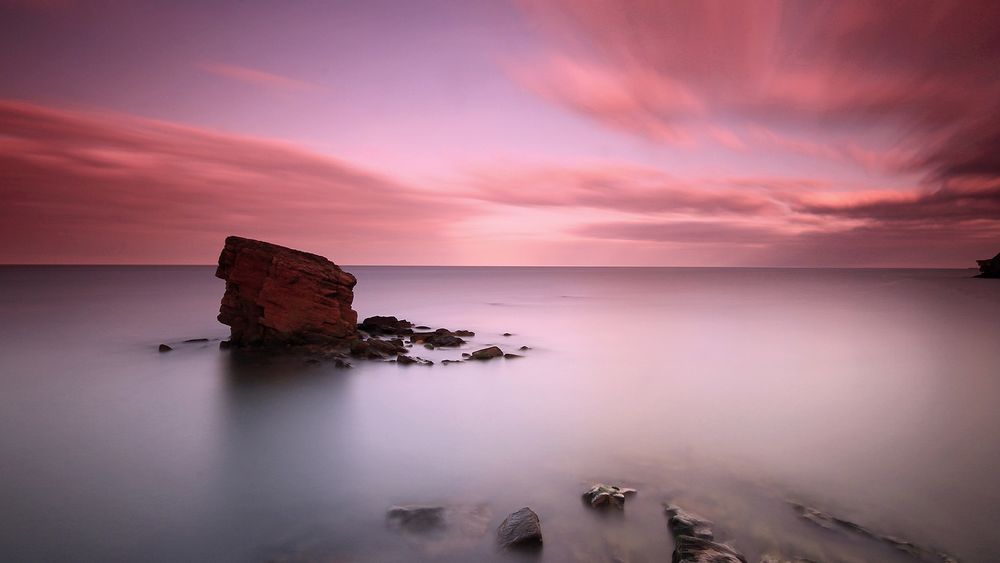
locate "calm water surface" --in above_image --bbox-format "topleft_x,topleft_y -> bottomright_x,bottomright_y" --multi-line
0,266 -> 998,562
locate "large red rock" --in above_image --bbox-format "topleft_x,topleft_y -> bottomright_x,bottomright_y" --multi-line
215,236 -> 358,346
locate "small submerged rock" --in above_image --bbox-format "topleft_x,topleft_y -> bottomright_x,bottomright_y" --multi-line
497,507 -> 543,549
396,355 -> 432,366
410,328 -> 466,347
665,505 -> 714,540
673,535 -> 747,563
386,505 -> 445,532
158,344 -> 173,353
183,338 -> 209,343
470,346 -> 504,360
519,346 -> 531,351
788,501 -> 957,561
665,504 -> 747,563
359,315 -> 413,336
350,337 -> 407,359
502,332 -> 512,337
503,353 -> 522,359
759,555 -> 819,563
583,484 -> 636,510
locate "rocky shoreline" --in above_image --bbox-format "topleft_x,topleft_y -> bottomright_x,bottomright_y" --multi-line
158,236 -> 528,366
375,485 -> 960,562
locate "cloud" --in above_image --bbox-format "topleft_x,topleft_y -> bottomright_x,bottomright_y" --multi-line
509,55 -> 705,144
573,220 -> 789,245
467,161 -> 1000,265
198,63 -> 321,92
513,1 -> 1000,180
0,100 -> 468,263
793,179 -> 1000,223
466,165 -> 792,216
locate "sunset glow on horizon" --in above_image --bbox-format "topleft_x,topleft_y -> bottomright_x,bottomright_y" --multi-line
2,0 -> 999,266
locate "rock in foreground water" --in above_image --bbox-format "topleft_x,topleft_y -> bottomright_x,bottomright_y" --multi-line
386,505 -> 445,532
672,535 -> 747,563
665,505 -> 714,540
665,504 -> 746,563
359,315 -> 413,335
471,346 -> 504,360
497,507 -> 542,549
215,236 -> 358,346
583,484 -> 636,509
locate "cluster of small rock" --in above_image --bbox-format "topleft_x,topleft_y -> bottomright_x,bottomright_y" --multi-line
383,487 -> 962,562
352,315 -> 522,366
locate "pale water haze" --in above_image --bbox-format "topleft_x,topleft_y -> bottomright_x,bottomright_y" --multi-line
1,266 -> 998,561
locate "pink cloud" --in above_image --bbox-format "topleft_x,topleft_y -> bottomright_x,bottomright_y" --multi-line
513,1 -> 1000,181
466,165 -> 790,216
509,55 -> 705,144
0,100 -> 469,264
466,161 -> 1000,265
198,62 -> 320,92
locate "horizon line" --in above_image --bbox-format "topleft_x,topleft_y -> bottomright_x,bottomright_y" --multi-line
0,263 -> 981,270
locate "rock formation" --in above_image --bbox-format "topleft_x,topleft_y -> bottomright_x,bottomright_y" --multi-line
386,505 -> 445,532
789,501 -> 958,562
470,346 -> 504,360
583,484 -> 636,510
359,315 -> 414,336
215,236 -> 358,346
665,505 -> 714,540
496,507 -> 543,549
664,504 -> 747,563
976,252 -> 1000,278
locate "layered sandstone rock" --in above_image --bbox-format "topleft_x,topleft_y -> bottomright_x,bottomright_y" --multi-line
215,236 -> 358,346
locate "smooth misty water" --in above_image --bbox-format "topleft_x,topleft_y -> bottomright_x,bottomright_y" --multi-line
0,266 -> 998,562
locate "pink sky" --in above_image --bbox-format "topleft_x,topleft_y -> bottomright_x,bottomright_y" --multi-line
1,0 -> 998,266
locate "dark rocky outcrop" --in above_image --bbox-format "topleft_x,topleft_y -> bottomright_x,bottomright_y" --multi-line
665,504 -> 747,563
672,535 -> 747,563
359,315 -> 414,336
665,505 -> 714,540
215,236 -> 357,347
470,346 -> 504,360
409,328 -> 466,348
759,555 -> 818,563
158,344 -> 172,353
583,484 -> 636,510
386,505 -> 445,532
497,507 -> 543,549
350,337 -> 406,359
976,252 -> 1000,278
396,355 -> 433,366
789,501 -> 958,562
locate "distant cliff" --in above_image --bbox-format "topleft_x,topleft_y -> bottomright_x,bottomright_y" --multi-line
977,252 -> 1000,278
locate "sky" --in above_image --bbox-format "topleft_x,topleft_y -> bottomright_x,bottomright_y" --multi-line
1,0 -> 998,266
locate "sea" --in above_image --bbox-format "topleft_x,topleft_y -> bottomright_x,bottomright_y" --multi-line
0,266 -> 997,562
